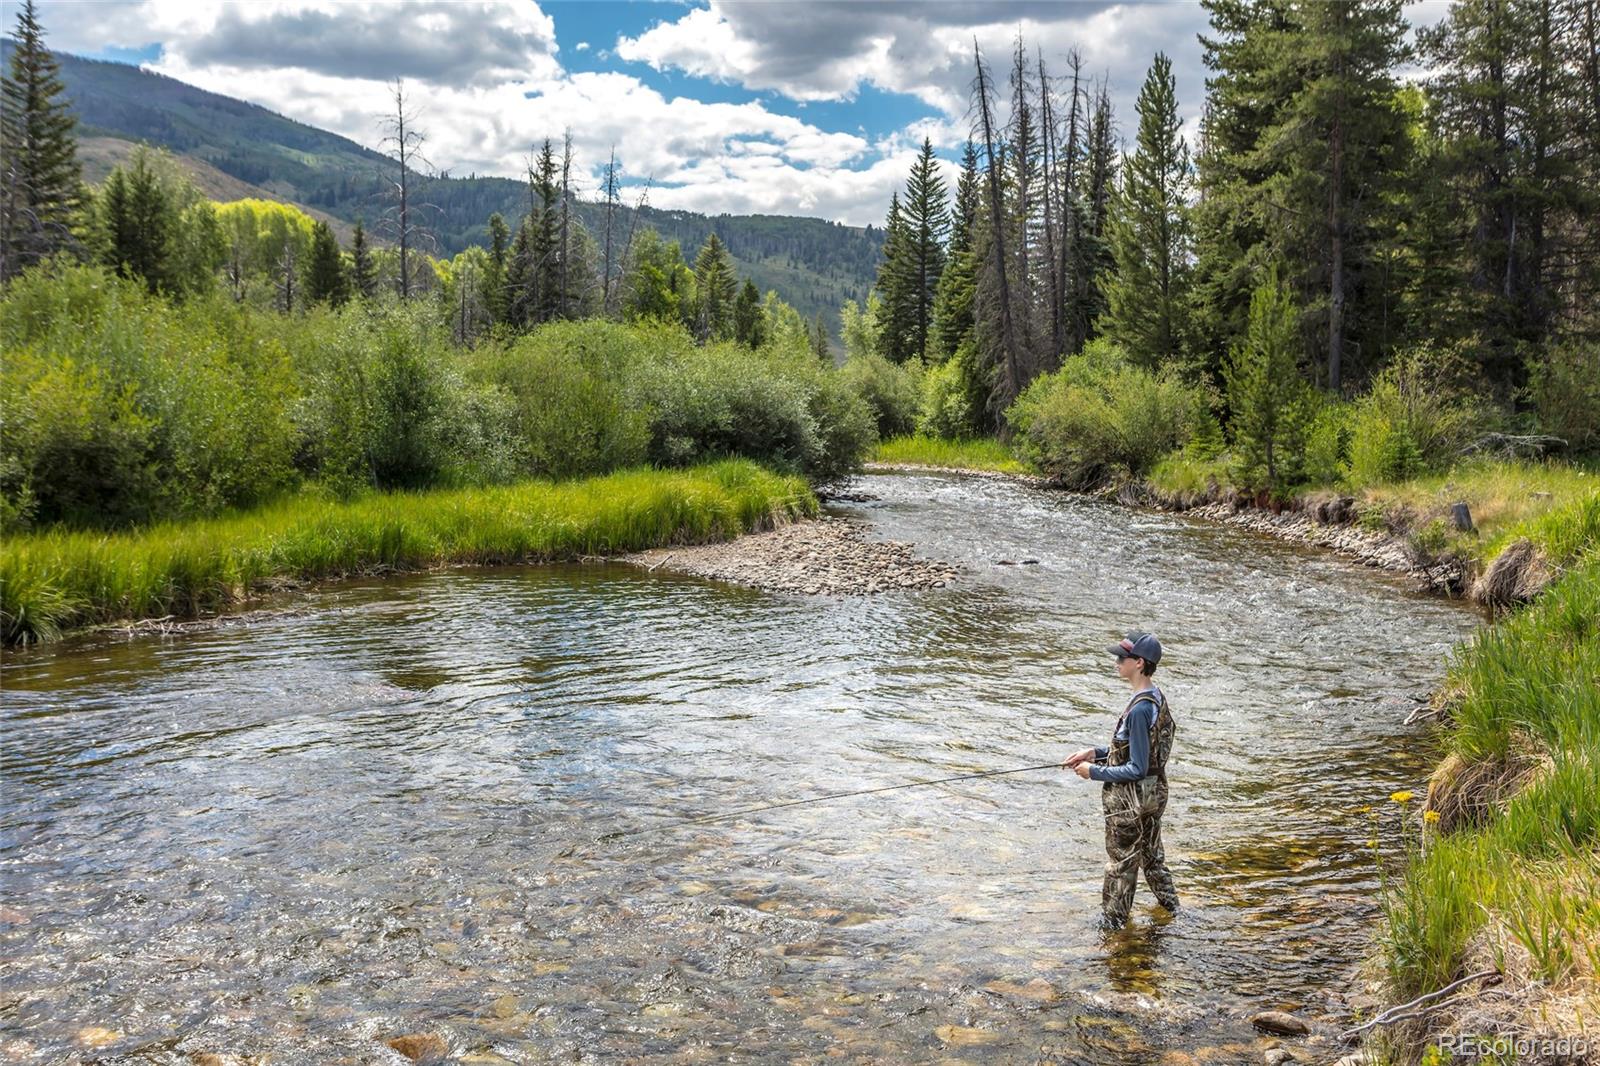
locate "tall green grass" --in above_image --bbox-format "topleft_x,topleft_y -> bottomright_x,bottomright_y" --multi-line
1381,557 -> 1600,1006
0,460 -> 815,645
873,434 -> 1030,474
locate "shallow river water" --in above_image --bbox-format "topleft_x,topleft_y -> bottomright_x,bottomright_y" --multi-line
1,472 -> 1481,1064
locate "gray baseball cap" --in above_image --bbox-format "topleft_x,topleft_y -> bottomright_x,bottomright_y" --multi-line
1106,632 -> 1162,665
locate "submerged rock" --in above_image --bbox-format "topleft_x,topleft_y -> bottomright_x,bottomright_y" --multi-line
1249,1010 -> 1310,1036
386,1033 -> 448,1062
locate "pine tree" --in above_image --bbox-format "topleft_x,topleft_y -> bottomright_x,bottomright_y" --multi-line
1100,52 -> 1194,369
504,217 -> 536,328
932,141 -> 980,358
99,147 -> 173,293
350,219 -> 377,299
1066,86 -> 1118,346
1419,0 -> 1598,387
485,211 -> 510,321
692,232 -> 736,341
903,137 -> 950,359
872,191 -> 918,362
0,0 -> 82,278
306,220 -> 349,306
1224,266 -> 1312,494
1190,0 -> 1298,384
733,278 -> 765,348
531,139 -> 561,322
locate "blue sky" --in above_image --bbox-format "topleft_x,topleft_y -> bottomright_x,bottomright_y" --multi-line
18,0 -> 1453,226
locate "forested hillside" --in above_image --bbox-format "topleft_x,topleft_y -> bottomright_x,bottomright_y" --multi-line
10,43 -> 882,333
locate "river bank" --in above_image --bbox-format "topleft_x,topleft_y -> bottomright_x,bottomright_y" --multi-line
0,460 -> 814,645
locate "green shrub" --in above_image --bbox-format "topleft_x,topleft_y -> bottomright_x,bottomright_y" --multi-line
1006,341 -> 1210,488
1302,400 -> 1352,486
472,320 -> 655,480
1344,346 -> 1485,486
1525,333 -> 1600,454
839,352 -> 921,438
917,340 -> 989,439
1,262 -> 299,527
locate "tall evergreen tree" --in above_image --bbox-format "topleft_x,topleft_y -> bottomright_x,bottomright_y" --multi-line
872,190 -> 919,362
350,219 -> 377,299
306,220 -> 350,306
99,147 -> 173,293
692,232 -> 737,341
733,278 -> 765,348
903,137 -> 950,360
1224,266 -> 1312,494
1419,0 -> 1599,386
933,141 -> 981,358
1190,0 -> 1298,384
485,211 -> 510,321
1100,52 -> 1194,368
1068,85 -> 1119,345
0,0 -> 82,278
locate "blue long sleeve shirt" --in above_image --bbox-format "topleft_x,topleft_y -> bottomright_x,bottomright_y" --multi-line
1088,687 -> 1160,783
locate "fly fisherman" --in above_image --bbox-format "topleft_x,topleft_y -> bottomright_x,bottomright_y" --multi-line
1062,632 -> 1178,930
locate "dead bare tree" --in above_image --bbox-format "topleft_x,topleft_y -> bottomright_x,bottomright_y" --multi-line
378,79 -> 438,300
558,130 -> 573,319
600,145 -> 620,313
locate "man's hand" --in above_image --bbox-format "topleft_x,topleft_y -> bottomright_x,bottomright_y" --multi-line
1073,762 -> 1093,780
1062,748 -> 1096,770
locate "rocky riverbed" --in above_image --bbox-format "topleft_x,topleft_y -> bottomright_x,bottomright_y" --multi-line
623,514 -> 960,594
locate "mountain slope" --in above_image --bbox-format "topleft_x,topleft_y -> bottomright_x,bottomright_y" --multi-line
16,44 -> 884,334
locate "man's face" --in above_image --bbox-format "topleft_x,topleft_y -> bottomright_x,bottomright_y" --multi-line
1115,655 -> 1143,684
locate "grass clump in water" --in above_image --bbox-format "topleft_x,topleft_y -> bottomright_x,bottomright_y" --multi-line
873,434 -> 1029,475
0,460 -> 814,645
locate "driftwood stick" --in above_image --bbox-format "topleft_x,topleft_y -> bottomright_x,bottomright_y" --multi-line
1341,969 -> 1498,1038
647,553 -> 675,573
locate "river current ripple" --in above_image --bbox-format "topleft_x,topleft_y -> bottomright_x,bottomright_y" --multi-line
0,472 -> 1479,1063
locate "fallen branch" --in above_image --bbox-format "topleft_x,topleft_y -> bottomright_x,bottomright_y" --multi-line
1341,969 -> 1499,1039
647,553 -> 675,573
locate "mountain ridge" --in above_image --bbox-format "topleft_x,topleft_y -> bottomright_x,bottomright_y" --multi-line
12,43 -> 884,334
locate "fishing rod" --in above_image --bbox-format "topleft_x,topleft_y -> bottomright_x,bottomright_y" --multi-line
589,761 -> 1065,845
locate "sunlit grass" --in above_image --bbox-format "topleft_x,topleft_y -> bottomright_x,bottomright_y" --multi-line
0,460 -> 815,645
1381,557 -> 1600,1008
872,434 -> 1030,474
1354,458 -> 1600,564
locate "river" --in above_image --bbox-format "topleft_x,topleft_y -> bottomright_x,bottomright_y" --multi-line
0,471 -> 1480,1063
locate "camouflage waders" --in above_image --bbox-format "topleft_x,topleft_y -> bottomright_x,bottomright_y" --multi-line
1101,689 -> 1178,928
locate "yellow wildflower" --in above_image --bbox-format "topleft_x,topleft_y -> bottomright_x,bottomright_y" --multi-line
1390,790 -> 1414,804
1423,810 -> 1441,825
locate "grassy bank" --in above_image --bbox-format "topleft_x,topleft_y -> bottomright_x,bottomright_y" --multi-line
1150,453 -> 1599,569
872,434 -> 1030,475
0,460 -> 815,645
1375,555 -> 1599,1058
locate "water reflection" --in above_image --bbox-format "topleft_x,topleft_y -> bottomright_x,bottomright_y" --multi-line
0,472 -> 1478,1062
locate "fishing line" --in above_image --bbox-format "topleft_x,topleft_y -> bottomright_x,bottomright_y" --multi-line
589,761 -> 1065,845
